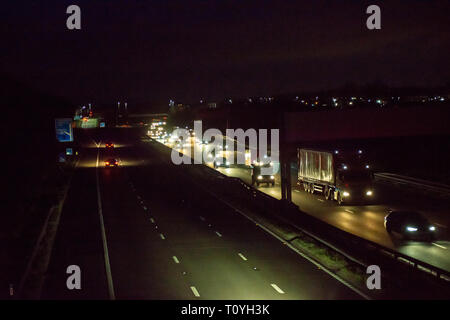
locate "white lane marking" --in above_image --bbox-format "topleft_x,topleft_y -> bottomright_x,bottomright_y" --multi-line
95,149 -> 116,300
270,283 -> 285,294
199,216 -> 205,221
345,209 -> 354,214
215,231 -> 222,237
160,233 -> 166,240
238,253 -> 247,261
150,218 -> 155,223
432,243 -> 447,249
294,190 -> 300,193
190,286 -> 200,297
317,199 -> 324,202
173,256 -> 180,264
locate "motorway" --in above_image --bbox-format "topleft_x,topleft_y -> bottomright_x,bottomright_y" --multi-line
41,129 -> 361,299
172,138 -> 450,273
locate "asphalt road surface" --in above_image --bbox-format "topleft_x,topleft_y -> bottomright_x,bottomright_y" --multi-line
213,161 -> 450,273
41,129 -> 361,300
174,139 -> 450,273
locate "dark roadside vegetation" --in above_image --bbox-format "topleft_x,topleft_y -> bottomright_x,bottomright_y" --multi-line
0,73 -> 75,299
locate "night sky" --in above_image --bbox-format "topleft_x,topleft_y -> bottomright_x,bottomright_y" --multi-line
1,0 -> 449,109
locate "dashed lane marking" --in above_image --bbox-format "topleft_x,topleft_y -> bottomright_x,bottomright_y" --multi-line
190,286 -> 200,297
270,283 -> 285,294
238,253 -> 247,261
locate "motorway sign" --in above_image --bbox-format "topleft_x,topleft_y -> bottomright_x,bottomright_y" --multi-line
55,118 -> 74,142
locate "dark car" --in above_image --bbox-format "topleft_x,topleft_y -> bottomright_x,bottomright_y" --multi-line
105,158 -> 119,167
105,141 -> 114,149
384,210 -> 436,240
213,157 -> 230,169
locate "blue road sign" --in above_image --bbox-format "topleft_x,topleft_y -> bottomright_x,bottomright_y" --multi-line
55,118 -> 73,142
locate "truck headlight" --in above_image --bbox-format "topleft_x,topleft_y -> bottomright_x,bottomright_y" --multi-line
257,175 -> 263,180
366,190 -> 373,196
429,226 -> 436,231
343,191 -> 350,197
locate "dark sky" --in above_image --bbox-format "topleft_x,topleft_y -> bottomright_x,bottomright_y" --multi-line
1,0 -> 449,109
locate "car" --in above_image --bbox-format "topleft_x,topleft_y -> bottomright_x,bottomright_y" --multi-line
105,142 -> 114,149
384,210 -> 436,240
105,158 -> 119,167
214,157 -> 230,169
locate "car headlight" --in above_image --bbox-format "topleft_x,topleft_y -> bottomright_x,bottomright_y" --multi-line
257,175 -> 263,180
270,175 -> 274,179
226,161 -> 230,165
343,191 -> 350,197
216,161 -> 220,165
366,190 -> 373,196
406,226 -> 418,232
429,226 -> 436,231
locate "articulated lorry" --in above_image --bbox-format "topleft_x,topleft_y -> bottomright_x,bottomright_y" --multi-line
298,149 -> 374,204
